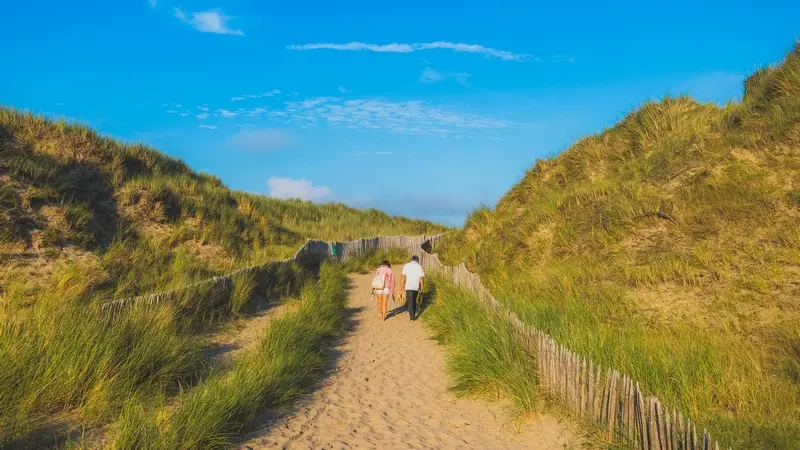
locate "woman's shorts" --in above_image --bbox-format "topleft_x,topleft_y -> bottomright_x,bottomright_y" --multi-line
374,288 -> 390,295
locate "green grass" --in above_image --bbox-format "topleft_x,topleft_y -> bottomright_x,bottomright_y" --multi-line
0,257 -> 310,446
437,43 -> 800,448
422,276 -> 541,414
109,262 -> 349,449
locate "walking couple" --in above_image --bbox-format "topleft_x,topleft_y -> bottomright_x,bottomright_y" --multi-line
372,255 -> 425,321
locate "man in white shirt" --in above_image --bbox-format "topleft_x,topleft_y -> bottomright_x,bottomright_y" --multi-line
400,255 -> 425,321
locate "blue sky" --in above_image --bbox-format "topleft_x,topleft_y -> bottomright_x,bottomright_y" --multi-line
2,1 -> 798,225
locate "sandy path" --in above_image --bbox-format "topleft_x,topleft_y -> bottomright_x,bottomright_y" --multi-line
241,272 -> 580,449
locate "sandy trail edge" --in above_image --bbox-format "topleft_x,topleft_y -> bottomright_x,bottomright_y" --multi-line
239,272 -> 582,449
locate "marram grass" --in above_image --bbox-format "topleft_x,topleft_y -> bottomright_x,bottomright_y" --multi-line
437,43 -> 800,448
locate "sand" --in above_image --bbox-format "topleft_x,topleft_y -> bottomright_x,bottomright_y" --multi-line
240,272 -> 581,449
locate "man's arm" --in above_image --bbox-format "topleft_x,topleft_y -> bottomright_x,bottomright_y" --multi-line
399,274 -> 406,292
419,276 -> 424,292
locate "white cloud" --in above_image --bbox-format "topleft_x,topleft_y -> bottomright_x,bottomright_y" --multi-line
173,7 -> 244,36
419,67 -> 471,86
217,109 -> 239,118
196,113 -> 209,119
148,0 -> 157,8
267,177 -> 332,201
228,129 -> 289,152
197,106 -> 209,112
231,90 -> 280,101
198,124 -> 217,129
287,41 -> 529,61
338,86 -> 351,94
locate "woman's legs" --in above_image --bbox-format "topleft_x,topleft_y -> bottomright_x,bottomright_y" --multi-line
378,294 -> 389,320
375,291 -> 382,319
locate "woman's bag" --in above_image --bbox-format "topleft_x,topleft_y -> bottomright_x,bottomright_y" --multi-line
371,272 -> 386,290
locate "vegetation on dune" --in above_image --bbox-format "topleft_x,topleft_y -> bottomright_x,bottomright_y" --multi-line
0,107 -> 446,300
437,43 -> 800,448
0,254 -> 310,446
110,263 -> 349,449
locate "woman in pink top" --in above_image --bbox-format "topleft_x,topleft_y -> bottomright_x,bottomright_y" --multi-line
374,260 -> 395,321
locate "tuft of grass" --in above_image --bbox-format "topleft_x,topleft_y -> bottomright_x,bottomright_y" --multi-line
230,272 -> 257,315
423,276 -> 540,413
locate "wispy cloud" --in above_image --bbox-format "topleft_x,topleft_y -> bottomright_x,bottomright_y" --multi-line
228,129 -> 290,152
198,124 -> 217,129
281,97 -> 511,135
419,67 -> 471,86
169,93 -> 522,137
338,86 -> 351,94
355,151 -> 393,155
267,177 -> 332,201
173,7 -> 244,35
217,109 -> 239,118
231,90 -> 281,101
287,41 -> 529,61
148,0 -> 157,8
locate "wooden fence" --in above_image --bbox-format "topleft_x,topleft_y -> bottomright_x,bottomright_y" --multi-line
100,235 -> 434,316
101,233 -> 726,449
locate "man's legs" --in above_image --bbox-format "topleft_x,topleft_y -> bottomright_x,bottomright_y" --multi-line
406,290 -> 418,320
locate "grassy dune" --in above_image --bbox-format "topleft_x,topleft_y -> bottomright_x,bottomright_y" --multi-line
0,108 -> 445,301
436,43 -> 800,448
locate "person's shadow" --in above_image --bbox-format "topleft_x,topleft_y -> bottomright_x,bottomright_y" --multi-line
385,304 -> 407,320
385,285 -> 437,320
